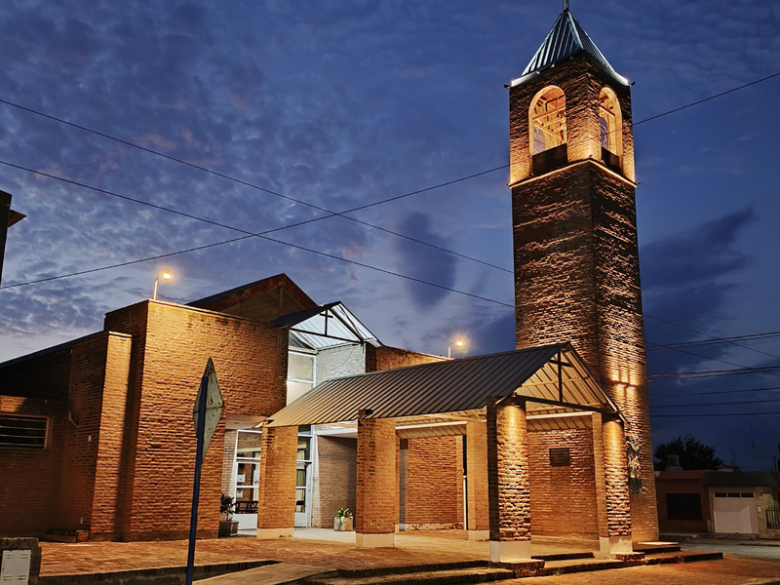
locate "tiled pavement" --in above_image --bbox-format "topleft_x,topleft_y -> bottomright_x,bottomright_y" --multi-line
37,530 -> 780,584
39,530 -> 598,576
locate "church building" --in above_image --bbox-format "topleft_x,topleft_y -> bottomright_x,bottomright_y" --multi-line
0,4 -> 658,560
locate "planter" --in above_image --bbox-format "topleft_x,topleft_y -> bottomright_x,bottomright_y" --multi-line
333,516 -> 354,531
219,519 -> 239,537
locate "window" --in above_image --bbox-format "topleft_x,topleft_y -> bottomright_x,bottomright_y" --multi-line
549,447 -> 571,466
530,87 -> 567,154
0,415 -> 47,449
234,430 -> 262,504
287,351 -> 316,405
598,87 -> 622,156
666,493 -> 703,521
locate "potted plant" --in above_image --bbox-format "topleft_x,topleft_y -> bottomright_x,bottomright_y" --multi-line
334,507 -> 353,531
219,494 -> 239,537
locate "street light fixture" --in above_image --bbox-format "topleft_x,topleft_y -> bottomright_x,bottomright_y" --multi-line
448,339 -> 465,359
153,270 -> 173,301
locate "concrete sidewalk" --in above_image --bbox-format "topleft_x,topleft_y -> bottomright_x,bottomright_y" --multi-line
197,563 -> 329,585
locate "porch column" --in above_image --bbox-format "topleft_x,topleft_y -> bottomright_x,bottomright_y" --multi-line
356,410 -> 396,547
466,421 -> 490,541
256,425 -> 298,538
591,413 -> 610,550
601,415 -> 632,553
487,396 -> 531,562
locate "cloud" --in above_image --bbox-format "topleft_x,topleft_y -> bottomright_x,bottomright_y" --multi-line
641,208 -> 756,290
394,212 -> 457,309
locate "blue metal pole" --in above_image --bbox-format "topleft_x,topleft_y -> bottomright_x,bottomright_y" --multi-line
186,375 -> 209,585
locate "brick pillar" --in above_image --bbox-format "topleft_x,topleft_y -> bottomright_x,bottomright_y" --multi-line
355,411 -> 396,547
466,421 -> 489,541
591,413 -> 610,550
395,434 -> 401,533
257,425 -> 297,539
487,397 -> 531,562
602,415 -> 632,553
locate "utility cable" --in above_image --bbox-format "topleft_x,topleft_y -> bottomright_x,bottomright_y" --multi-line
646,330 -> 780,350
651,397 -> 780,408
651,411 -> 780,418
2,70 -> 778,287
649,385 -> 780,398
646,340 -> 780,380
0,161 -> 514,307
644,315 -> 780,361
648,365 -> 780,380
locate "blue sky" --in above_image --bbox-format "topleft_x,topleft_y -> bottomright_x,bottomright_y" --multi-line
1,0 -> 779,469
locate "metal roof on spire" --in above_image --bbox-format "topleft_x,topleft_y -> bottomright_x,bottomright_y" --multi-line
514,7 -> 628,87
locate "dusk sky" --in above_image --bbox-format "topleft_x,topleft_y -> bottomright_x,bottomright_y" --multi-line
1,1 -> 779,469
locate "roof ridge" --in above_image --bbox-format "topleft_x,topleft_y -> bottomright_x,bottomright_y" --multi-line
321,343 -> 568,383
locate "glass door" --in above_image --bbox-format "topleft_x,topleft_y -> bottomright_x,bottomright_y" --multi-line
294,431 -> 312,527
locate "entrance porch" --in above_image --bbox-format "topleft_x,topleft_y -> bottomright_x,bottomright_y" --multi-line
261,344 -> 634,562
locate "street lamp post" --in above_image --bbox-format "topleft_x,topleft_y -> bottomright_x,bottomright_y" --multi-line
448,339 -> 465,359
153,270 -> 173,300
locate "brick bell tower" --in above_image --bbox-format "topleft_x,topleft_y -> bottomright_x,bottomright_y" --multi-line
510,4 -> 659,542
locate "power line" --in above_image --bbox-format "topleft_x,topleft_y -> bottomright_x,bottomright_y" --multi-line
632,71 -> 780,126
648,365 -> 780,380
645,314 -> 780,362
646,330 -> 780,350
0,162 -> 513,307
651,411 -> 780,418
651,397 -> 780,408
2,70 -> 779,290
649,385 -> 780,398
645,340 -> 780,380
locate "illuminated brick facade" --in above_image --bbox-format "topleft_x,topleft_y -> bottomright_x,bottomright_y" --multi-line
510,53 -> 658,541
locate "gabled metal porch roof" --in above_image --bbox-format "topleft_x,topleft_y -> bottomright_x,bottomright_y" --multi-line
267,343 -> 623,433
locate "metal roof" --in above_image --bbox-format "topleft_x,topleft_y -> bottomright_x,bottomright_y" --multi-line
273,302 -> 380,350
515,9 -> 628,87
267,343 -> 621,431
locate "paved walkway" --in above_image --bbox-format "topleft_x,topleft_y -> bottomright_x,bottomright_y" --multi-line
37,530 -> 780,584
197,563 -> 328,585
39,530 -> 599,576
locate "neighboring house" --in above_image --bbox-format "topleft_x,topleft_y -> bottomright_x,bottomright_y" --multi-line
655,470 -> 780,539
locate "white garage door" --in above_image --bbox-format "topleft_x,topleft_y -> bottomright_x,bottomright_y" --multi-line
713,492 -> 758,534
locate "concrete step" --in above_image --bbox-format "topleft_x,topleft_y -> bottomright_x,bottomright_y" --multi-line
644,550 -> 724,565
634,542 -> 682,554
331,562 -> 489,579
303,566 -> 515,585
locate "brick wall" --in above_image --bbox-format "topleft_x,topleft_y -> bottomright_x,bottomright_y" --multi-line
527,429 -> 598,536
0,396 -> 66,537
487,397 -> 530,542
404,437 -> 463,529
257,426 -> 298,530
466,421 -> 489,532
221,430 -> 237,499
311,436 -> 357,528
90,333 -> 133,539
510,54 -> 656,541
0,340 -> 74,400
56,332 -> 132,534
103,300 -> 288,540
366,345 -> 446,372
316,343 -> 366,384
602,418 -> 631,536
355,415 -> 396,535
